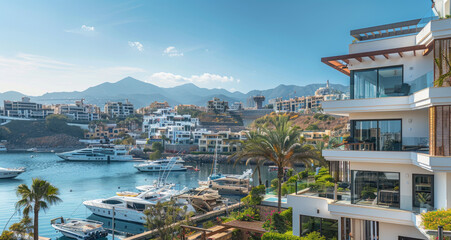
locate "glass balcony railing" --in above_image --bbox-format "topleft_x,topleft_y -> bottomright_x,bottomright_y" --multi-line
339,137 -> 429,153
405,71 -> 433,95
350,71 -> 433,100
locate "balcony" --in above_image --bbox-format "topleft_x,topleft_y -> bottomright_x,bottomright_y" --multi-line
323,85 -> 451,115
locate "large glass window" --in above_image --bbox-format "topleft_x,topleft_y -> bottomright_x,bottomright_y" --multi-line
413,174 -> 434,212
353,69 -> 377,99
300,215 -> 338,239
352,170 -> 400,208
351,66 -> 404,99
351,119 -> 402,151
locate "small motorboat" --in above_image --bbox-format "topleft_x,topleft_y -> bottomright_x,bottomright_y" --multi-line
51,217 -> 108,240
0,167 -> 26,179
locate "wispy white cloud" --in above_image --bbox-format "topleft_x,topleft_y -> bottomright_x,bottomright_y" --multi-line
148,72 -> 238,88
163,46 -> 183,57
0,53 -> 146,95
128,41 -> 144,52
81,25 -> 95,31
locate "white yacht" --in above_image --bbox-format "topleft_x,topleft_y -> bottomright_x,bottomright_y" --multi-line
57,145 -> 133,161
51,217 -> 108,240
134,157 -> 187,172
0,144 -> 7,152
0,167 -> 26,179
84,186 -> 188,223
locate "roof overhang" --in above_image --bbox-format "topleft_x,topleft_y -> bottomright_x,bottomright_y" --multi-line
321,44 -> 431,76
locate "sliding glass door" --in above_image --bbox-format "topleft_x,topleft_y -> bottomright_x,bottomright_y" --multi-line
413,174 -> 434,211
351,66 -> 404,99
352,119 -> 402,151
352,170 -> 400,208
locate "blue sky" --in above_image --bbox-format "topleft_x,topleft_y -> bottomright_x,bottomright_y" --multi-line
0,0 -> 433,95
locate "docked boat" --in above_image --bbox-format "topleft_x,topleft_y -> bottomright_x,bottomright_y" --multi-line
0,144 -> 7,152
85,186 -> 188,223
135,182 -> 175,192
208,176 -> 251,196
134,157 -> 187,172
0,167 -> 26,179
198,140 -> 252,195
176,186 -> 223,212
56,145 -> 132,161
50,217 -> 108,240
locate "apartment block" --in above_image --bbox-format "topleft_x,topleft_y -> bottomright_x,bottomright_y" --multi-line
52,100 -> 100,121
288,3 -> 451,240
142,108 -> 200,144
274,81 -> 349,113
3,97 -> 53,119
198,130 -> 247,153
104,100 -> 134,118
207,97 -> 228,113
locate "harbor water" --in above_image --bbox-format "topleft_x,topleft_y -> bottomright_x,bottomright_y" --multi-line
0,153 -> 284,239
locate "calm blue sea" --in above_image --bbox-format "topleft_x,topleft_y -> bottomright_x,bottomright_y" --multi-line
0,153 -> 280,239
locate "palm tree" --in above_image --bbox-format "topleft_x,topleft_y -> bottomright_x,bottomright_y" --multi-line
232,114 -> 320,211
16,178 -> 62,240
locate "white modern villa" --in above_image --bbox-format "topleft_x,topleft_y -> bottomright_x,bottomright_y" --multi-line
288,1 -> 451,239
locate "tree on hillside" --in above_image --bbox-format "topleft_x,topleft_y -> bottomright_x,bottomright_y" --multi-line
45,114 -> 69,132
152,142 -> 164,152
0,126 -> 11,139
16,178 -> 61,240
232,115 -> 321,211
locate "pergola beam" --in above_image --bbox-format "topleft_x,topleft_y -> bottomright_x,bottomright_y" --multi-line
321,45 -> 428,75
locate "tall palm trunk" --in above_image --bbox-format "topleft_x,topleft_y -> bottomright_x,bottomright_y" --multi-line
257,164 -> 263,186
277,164 -> 284,212
33,205 -> 39,240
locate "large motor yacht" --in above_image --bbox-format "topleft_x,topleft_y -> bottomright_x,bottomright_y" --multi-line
0,167 -> 26,179
57,145 -> 133,161
134,157 -> 187,172
84,186 -> 188,223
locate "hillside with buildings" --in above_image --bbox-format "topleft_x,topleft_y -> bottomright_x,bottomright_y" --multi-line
0,77 -> 348,108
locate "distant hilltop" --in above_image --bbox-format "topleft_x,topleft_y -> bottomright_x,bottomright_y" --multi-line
0,77 -> 348,108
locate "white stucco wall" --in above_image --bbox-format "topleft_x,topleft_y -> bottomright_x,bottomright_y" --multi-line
350,162 -> 432,211
379,222 -> 426,240
287,195 -> 339,237
434,172 -> 451,209
349,109 -> 429,141
349,35 -> 417,54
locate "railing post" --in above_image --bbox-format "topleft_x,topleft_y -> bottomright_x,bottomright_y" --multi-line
438,225 -> 444,240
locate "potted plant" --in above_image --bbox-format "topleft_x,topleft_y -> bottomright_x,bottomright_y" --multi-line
417,192 -> 431,213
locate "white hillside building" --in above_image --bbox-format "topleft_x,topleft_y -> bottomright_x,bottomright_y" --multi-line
142,108 -> 200,144
288,2 -> 451,240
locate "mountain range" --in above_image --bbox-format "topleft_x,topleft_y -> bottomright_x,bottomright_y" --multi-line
0,77 -> 349,108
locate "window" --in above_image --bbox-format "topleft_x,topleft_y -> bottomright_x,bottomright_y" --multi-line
413,174 -> 434,212
351,66 -> 404,99
300,215 -> 338,239
352,170 -> 400,208
351,119 -> 402,151
102,200 -> 122,204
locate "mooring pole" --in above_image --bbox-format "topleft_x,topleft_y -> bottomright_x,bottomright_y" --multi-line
112,207 -> 115,240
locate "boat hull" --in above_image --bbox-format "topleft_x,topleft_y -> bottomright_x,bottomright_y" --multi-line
0,170 -> 24,179
83,202 -> 146,224
135,167 -> 187,172
57,155 -> 133,161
